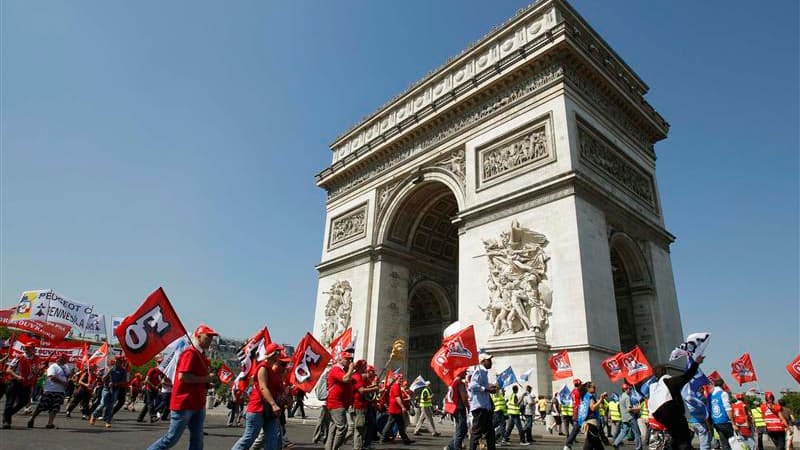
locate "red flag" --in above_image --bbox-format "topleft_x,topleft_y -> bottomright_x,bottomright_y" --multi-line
430,325 -> 479,385
730,353 -> 757,386
329,327 -> 353,359
290,332 -> 332,392
78,342 -> 90,369
787,354 -> 800,385
707,370 -> 731,392
88,342 -> 109,368
601,353 -> 625,383
548,350 -> 574,380
238,327 -> 273,379
114,288 -> 187,367
619,346 -> 653,385
218,363 -> 234,385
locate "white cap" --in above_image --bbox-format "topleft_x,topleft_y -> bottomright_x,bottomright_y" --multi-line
479,352 -> 493,361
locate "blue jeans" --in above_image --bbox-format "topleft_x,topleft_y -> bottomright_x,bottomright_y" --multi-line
147,409 -> 206,450
613,418 -> 642,450
92,387 -> 118,423
691,421 -> 713,450
448,409 -> 467,450
230,411 -> 280,450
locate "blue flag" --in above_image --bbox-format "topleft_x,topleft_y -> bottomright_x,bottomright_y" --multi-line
630,386 -> 643,405
639,376 -> 657,398
558,384 -> 572,406
682,356 -> 710,421
609,392 -> 619,402
496,366 -> 518,389
519,368 -> 533,383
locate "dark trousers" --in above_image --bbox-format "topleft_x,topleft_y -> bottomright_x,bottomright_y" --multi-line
113,387 -> 127,414
566,415 -> 581,446
66,387 -> 91,416
469,408 -> 496,450
138,389 -> 158,421
365,406 -> 377,447
504,414 -> 525,442
714,422 -> 735,450
448,409 -> 467,450
582,423 -> 605,450
766,431 -> 786,450
563,415 -> 574,436
654,411 -> 692,450
381,413 -> 411,442
289,398 -> 305,418
3,382 -> 32,425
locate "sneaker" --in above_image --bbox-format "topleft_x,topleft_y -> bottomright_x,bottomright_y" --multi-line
105,422 -> 112,428
521,443 -> 531,446
564,446 -> 572,450
2,423 -> 10,429
402,440 -> 415,445
433,432 -> 441,436
26,419 -> 34,428
65,412 -> 71,418
413,431 -> 421,436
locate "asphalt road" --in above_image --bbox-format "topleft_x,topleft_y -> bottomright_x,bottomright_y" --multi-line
0,406 -> 569,450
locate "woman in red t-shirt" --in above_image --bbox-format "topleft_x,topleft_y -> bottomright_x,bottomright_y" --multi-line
230,343 -> 289,450
379,374 -> 414,445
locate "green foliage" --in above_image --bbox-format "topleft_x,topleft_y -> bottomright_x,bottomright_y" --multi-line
781,392 -> 800,415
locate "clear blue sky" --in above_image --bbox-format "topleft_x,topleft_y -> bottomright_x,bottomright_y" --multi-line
2,1 -> 797,392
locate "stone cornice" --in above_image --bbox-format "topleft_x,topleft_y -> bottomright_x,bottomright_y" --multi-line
316,0 -> 668,201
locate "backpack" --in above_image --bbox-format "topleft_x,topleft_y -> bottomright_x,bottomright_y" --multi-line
315,368 -> 330,401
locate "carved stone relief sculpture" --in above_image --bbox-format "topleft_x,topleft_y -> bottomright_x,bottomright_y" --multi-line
477,117 -> 555,189
479,220 -> 553,336
328,204 -> 368,249
320,280 -> 353,347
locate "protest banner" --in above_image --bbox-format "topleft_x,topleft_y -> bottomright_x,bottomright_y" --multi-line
549,350 -> 574,380
289,332 -> 331,392
114,288 -> 187,366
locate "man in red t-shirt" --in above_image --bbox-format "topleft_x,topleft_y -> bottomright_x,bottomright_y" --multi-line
380,373 -> 415,445
352,360 -> 379,450
146,324 -> 219,450
138,358 -> 164,423
2,342 -> 40,428
325,348 -> 355,450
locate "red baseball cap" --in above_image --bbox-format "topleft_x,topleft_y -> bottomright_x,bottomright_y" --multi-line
622,383 -> 631,390
278,351 -> 292,363
264,342 -> 284,357
573,378 -> 582,386
194,324 -> 219,337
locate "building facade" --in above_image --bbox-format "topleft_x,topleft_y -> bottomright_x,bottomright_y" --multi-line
313,0 -> 683,395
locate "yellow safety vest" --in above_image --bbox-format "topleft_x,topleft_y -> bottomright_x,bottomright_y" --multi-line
492,392 -> 507,413
751,407 -> 765,428
599,399 -> 609,417
609,401 -> 621,421
506,393 -> 520,415
562,403 -> 573,417
640,401 -> 649,420
419,387 -> 433,408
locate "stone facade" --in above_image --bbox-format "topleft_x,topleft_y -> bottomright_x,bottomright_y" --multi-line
313,0 -> 683,396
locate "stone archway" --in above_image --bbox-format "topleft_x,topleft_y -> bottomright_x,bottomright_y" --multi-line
609,233 -> 658,360
380,180 -> 459,398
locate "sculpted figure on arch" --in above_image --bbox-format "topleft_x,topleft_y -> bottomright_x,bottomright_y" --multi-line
321,280 -> 353,348
479,220 -> 552,336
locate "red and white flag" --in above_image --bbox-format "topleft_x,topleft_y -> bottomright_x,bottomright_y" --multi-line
601,353 -> 625,383
787,354 -> 800,385
730,353 -> 757,386
430,325 -> 478,386
619,346 -> 653,385
329,327 -> 354,359
290,332 -> 332,392
707,370 -> 731,392
88,342 -> 109,370
237,327 -> 273,378
218,363 -> 234,385
113,288 -> 187,367
548,350 -> 574,380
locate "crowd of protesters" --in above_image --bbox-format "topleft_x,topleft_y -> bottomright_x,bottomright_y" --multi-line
1,329 -> 798,450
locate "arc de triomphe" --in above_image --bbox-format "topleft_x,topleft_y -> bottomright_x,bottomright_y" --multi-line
312,0 -> 683,395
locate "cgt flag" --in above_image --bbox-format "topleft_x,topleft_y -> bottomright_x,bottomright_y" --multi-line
430,325 -> 479,386
237,327 -> 273,379
218,363 -> 234,385
787,354 -> 800,385
290,332 -> 331,392
496,366 -> 518,389
601,353 -> 625,383
619,346 -> 653,385
730,353 -> 757,386
707,370 -> 731,393
548,350 -> 573,380
87,342 -> 109,370
114,288 -> 187,367
329,327 -> 354,359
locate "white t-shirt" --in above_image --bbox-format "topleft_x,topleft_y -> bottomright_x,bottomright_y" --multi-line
44,363 -> 68,393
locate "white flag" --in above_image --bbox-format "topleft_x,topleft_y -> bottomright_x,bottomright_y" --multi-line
159,336 -> 191,383
669,332 -> 711,361
13,289 -> 94,329
409,375 -> 427,392
520,368 -> 534,382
